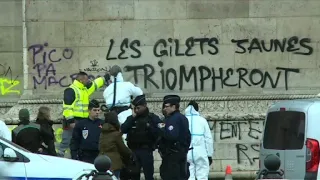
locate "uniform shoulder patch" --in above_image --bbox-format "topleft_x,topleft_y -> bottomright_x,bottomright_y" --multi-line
82,129 -> 88,139
168,125 -> 174,131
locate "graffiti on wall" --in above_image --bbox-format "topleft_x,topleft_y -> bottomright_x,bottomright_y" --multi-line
28,43 -> 105,90
0,64 -> 20,96
124,62 -> 300,91
80,59 -> 109,73
29,42 -> 74,89
29,36 -> 312,91
105,37 -> 312,91
209,120 -> 263,165
106,36 -> 313,60
231,37 -> 313,55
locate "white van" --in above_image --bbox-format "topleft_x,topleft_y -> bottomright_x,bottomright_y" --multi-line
0,137 -> 97,179
259,99 -> 320,179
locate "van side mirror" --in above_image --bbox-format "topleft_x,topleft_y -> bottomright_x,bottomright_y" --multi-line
3,148 -> 18,162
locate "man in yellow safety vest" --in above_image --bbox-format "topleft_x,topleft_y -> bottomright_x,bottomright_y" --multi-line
57,71 -> 109,157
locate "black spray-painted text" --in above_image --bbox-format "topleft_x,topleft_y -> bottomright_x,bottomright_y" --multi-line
124,61 -> 299,91
106,36 -> 313,60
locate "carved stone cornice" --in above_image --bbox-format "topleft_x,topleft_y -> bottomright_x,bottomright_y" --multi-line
0,94 -> 317,124
13,94 -> 317,104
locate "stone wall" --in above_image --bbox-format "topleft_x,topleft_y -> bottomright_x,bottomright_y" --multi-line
1,0 -> 320,178
0,0 -> 23,102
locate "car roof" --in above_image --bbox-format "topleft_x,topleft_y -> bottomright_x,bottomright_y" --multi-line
281,98 -> 320,103
268,98 -> 320,111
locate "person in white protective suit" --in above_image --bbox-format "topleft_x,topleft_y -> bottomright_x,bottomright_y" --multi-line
0,120 -> 11,141
103,65 -> 143,144
185,100 -> 214,180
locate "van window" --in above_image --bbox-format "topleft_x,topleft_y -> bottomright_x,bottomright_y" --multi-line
263,111 -> 305,150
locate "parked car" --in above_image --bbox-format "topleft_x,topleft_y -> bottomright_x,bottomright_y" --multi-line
0,136 -> 96,179
258,98 -> 320,179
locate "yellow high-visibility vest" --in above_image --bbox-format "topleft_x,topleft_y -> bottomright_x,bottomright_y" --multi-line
63,77 -> 104,120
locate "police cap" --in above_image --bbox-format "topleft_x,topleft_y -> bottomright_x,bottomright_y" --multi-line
132,94 -> 146,106
163,95 -> 180,105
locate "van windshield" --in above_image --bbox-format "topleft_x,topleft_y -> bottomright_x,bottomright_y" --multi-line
263,111 -> 305,150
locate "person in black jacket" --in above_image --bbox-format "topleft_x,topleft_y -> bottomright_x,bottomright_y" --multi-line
121,94 -> 162,180
158,95 -> 191,180
12,109 -> 54,153
35,106 -> 57,156
70,99 -> 104,164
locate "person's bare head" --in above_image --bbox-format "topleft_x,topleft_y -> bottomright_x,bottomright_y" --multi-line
76,71 -> 89,85
37,106 -> 51,120
109,65 -> 122,77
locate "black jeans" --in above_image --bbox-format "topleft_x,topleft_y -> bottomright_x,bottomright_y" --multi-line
160,151 -> 189,180
133,148 -> 154,180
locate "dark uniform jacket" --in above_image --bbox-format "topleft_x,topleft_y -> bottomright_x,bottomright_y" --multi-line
159,111 -> 191,153
70,118 -> 104,159
12,122 -> 54,153
121,109 -> 161,150
99,123 -> 132,171
36,118 -> 57,156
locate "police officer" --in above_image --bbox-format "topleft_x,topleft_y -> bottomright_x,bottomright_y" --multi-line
121,94 -> 161,180
58,71 -> 109,157
70,99 -> 104,164
12,109 -> 53,153
158,95 -> 191,180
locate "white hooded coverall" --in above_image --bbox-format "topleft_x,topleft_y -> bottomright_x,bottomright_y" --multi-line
103,72 -> 143,145
118,109 -> 132,146
103,72 -> 143,109
0,120 -> 11,141
185,105 -> 213,180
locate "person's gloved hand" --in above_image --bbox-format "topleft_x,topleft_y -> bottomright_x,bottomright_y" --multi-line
208,157 -> 212,165
104,72 -> 111,82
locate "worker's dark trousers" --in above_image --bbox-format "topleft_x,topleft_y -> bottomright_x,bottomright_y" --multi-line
79,150 -> 99,164
160,151 -> 189,180
132,148 -> 154,180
